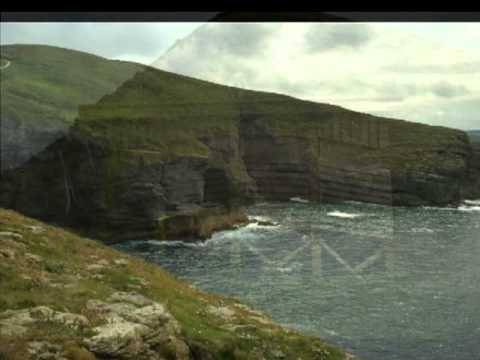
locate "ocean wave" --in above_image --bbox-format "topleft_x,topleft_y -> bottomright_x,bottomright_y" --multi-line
327,211 -> 363,219
144,239 -> 210,248
410,227 -> 435,234
272,262 -> 303,273
245,222 -> 280,230
213,226 -> 264,242
422,201 -> 480,212
248,215 -> 272,222
458,205 -> 480,212
422,206 -> 458,211
290,197 -> 310,203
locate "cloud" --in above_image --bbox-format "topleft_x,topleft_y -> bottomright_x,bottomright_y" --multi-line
430,82 -> 470,98
185,23 -> 274,57
305,24 -> 375,52
161,23 -> 274,60
372,96 -> 480,130
0,22 -> 201,65
155,23 -> 276,90
384,61 -> 480,74
329,81 -> 470,105
375,81 -> 470,101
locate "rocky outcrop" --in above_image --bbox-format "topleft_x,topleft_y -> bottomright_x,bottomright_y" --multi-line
84,292 -> 188,360
0,295 -> 191,360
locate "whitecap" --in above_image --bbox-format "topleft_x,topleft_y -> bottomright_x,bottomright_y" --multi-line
458,205 -> 480,212
410,227 -> 435,234
248,215 -> 272,222
144,239 -> 209,248
215,226 -> 263,242
422,202 -> 480,212
290,197 -> 310,203
327,211 -> 363,219
275,266 -> 293,273
422,206 -> 458,211
245,222 -> 280,230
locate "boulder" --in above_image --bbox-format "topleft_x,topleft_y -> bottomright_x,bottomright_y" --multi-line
84,292 -> 187,360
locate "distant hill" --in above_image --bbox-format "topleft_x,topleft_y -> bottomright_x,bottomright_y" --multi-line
0,44 -> 144,169
468,130 -> 480,143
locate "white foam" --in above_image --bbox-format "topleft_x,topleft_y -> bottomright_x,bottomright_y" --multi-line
458,205 -> 480,212
290,197 -> 310,203
275,266 -> 293,273
145,239 -> 208,248
422,206 -> 459,211
214,226 -> 263,242
245,222 -> 280,230
423,201 -> 480,212
327,211 -> 363,219
411,227 -> 435,234
249,215 -> 271,222
273,261 -> 302,273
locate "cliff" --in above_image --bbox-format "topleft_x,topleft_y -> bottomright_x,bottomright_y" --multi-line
464,131 -> 480,199
0,208 -> 354,360
0,47 -> 478,241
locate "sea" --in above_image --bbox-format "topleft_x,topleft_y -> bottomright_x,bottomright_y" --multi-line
115,199 -> 480,360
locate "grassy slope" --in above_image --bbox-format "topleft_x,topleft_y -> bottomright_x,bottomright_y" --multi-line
76,64 -> 467,177
0,44 -> 466,174
76,66 -> 299,159
0,209 -> 352,360
0,44 -> 144,128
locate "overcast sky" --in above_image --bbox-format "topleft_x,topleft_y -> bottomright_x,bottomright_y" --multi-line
1,22 -> 479,130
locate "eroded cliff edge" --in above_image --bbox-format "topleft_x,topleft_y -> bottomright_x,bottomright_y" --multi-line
1,66 -> 478,241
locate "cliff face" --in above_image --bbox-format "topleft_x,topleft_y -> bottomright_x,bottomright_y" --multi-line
463,132 -> 480,199
0,132 -> 248,242
1,62 -> 478,241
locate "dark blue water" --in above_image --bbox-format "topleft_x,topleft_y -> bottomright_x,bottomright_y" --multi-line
116,200 -> 480,360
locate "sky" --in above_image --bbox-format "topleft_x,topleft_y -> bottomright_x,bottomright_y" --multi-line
1,22 -> 479,130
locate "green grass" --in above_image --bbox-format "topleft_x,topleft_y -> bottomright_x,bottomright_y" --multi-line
0,44 -> 144,129
0,209 -> 355,359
